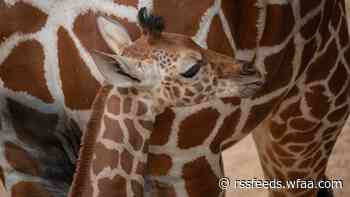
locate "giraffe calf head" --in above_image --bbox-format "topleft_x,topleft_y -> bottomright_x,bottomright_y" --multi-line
91,8 -> 264,109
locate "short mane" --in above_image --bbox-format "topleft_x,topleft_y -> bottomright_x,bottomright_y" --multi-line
138,7 -> 165,37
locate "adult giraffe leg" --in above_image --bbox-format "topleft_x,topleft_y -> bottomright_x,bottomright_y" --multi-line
253,125 -> 344,197
252,84 -> 349,197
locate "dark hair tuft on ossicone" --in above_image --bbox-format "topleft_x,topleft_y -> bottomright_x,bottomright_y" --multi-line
138,7 -> 165,37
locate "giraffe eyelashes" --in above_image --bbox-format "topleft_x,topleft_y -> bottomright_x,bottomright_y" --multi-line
180,61 -> 204,78
116,69 -> 141,82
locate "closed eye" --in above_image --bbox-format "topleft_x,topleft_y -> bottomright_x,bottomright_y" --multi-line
180,61 -> 204,78
113,62 -> 141,82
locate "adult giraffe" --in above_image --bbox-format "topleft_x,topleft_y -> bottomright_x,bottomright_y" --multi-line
0,1 -> 350,197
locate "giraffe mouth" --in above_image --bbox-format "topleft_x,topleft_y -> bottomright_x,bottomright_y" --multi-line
239,80 -> 265,98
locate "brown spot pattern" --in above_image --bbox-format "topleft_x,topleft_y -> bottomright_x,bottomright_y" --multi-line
306,41 -> 338,83
339,19 -> 349,48
299,0 -> 322,17
5,142 -> 39,176
12,182 -> 52,197
152,108 -> 175,145
298,38 -> 317,78
210,110 -> 241,153
272,142 -> 293,157
107,95 -> 121,115
280,132 -> 315,145
124,119 -> 143,151
73,11 -> 112,54
114,0 -> 138,7
327,106 -> 348,122
300,13 -> 321,39
97,176 -> 127,197
280,100 -> 302,121
153,0 -> 214,36
220,97 -> 241,105
0,2 -> 47,42
147,153 -> 172,176
280,158 -> 296,167
331,2 -> 341,29
7,98 -> 58,146
120,149 -> 134,174
270,121 -> 287,139
318,0 -> 336,50
222,0 -> 258,50
92,142 -> 119,175
58,27 -> 100,109
259,40 -> 295,95
242,97 -> 281,133
290,118 -> 316,131
178,108 -> 220,149
136,101 -> 147,116
299,158 -> 313,168
302,142 -> 321,157
183,157 -> 220,197
0,40 -> 53,102
329,63 -> 348,96
335,87 -> 348,106
266,147 -> 282,168
260,4 -> 295,46
305,85 -> 331,119
74,11 -> 140,54
123,97 -> 132,114
207,15 -> 234,56
103,115 -> 123,143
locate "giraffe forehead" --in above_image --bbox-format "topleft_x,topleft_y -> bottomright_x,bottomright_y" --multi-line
123,33 -> 203,59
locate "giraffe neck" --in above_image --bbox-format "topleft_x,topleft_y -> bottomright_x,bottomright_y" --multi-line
146,0 -> 350,196
70,84 -> 156,197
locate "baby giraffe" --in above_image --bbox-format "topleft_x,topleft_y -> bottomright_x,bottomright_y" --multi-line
69,8 -> 263,197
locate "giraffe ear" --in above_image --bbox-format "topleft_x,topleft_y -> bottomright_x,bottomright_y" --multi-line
97,16 -> 133,55
91,51 -> 136,87
91,51 -> 161,89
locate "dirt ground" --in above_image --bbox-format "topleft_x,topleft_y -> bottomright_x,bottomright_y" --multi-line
223,121 -> 350,197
